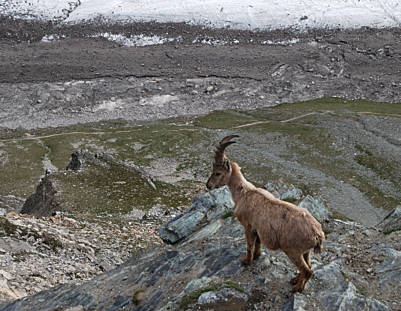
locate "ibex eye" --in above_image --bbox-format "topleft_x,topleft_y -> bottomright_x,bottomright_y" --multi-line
215,173 -> 221,176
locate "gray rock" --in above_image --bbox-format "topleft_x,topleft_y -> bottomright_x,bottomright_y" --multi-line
180,276 -> 214,297
281,294 -> 307,311
280,188 -> 303,202
197,287 -> 248,305
319,282 -> 366,311
159,187 -> 233,244
0,238 -> 35,255
66,151 -> 83,171
314,262 -> 345,285
378,205 -> 401,233
375,248 -> 401,291
263,180 -> 288,198
20,176 -> 63,217
298,195 -> 329,222
159,210 -> 205,244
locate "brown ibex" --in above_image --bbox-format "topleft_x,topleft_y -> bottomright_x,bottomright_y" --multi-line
206,135 -> 325,292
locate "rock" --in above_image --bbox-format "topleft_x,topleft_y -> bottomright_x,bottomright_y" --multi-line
281,294 -> 307,311
66,151 -> 82,171
159,210 -> 205,244
320,282 -> 367,311
197,287 -> 248,307
263,180 -> 288,198
180,276 -> 214,297
378,205 -> 401,233
185,219 -> 224,244
375,247 -> 401,292
20,176 -> 63,217
280,188 -> 303,202
298,195 -> 329,222
0,237 -> 35,255
159,187 -> 234,244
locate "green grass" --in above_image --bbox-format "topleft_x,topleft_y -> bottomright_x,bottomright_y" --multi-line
383,227 -> 401,235
273,98 -> 401,115
1,97 -> 399,225
194,110 -> 258,129
53,158 -> 191,217
0,140 -> 45,198
222,210 -> 235,219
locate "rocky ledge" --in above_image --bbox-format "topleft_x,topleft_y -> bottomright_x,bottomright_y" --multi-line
1,184 -> 400,310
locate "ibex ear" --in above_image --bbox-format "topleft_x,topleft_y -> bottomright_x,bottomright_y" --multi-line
224,160 -> 231,171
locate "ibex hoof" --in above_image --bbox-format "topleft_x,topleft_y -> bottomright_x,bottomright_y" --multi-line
241,258 -> 251,266
290,274 -> 300,285
291,283 -> 305,293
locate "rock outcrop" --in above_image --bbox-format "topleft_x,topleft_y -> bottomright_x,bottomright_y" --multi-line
20,176 -> 63,217
1,186 -> 400,310
378,205 -> 401,234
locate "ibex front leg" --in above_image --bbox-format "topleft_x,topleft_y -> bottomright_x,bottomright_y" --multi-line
242,224 -> 258,265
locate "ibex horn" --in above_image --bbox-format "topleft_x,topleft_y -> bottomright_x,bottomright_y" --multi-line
214,135 -> 239,165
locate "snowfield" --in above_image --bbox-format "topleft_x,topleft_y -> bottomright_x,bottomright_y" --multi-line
0,0 -> 401,30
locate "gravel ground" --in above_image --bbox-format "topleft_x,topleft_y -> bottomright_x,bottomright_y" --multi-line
0,20 -> 401,129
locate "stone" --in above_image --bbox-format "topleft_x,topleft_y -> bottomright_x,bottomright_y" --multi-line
159,187 -> 234,244
280,188 -> 303,202
197,287 -> 248,305
298,195 -> 329,221
375,248 -> 401,291
159,211 -> 205,244
281,294 -> 307,311
66,151 -> 83,171
20,176 -> 63,217
180,276 -> 214,297
378,205 -> 401,233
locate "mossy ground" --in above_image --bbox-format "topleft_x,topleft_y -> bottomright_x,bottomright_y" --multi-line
179,281 -> 249,310
1,98 -> 400,222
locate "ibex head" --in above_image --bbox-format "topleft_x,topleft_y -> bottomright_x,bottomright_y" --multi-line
206,135 -> 239,190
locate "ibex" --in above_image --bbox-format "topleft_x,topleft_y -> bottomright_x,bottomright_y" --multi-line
206,135 -> 325,292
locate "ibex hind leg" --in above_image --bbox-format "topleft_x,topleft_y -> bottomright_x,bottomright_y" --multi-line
291,250 -> 311,285
286,252 -> 313,293
304,250 -> 311,268
252,230 -> 262,260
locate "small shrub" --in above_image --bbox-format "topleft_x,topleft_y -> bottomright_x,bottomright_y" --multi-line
222,210 -> 235,219
132,289 -> 145,306
179,281 -> 248,309
383,227 -> 401,235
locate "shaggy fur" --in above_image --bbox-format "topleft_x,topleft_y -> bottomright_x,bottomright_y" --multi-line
206,136 -> 325,293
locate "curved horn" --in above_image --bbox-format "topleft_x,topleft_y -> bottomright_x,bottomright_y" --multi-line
214,135 -> 239,165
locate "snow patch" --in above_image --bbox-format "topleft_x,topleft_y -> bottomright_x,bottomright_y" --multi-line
63,0 -> 401,30
95,33 -> 180,46
41,33 -> 181,46
2,0 -> 401,30
0,0 -> 80,21
139,95 -> 179,107
94,99 -> 124,112
261,38 -> 300,46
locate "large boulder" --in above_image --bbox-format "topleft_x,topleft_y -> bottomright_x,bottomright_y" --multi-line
159,186 -> 234,244
298,195 -> 329,222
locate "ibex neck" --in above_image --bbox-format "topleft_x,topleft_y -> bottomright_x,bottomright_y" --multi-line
227,162 -> 255,203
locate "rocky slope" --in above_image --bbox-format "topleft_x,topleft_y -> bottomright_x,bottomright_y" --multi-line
1,184 -> 400,311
